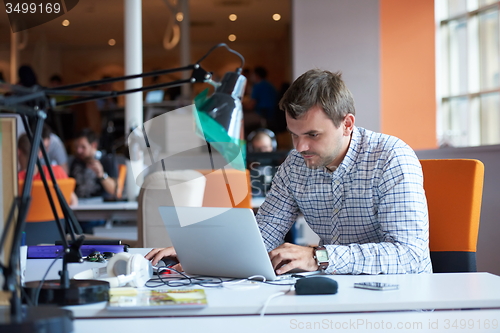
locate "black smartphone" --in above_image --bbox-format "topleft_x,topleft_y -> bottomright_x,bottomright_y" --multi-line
354,282 -> 399,291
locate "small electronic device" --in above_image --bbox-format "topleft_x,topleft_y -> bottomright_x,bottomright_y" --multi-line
353,282 -> 399,291
295,276 -> 338,295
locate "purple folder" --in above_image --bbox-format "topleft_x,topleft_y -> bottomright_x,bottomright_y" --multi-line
27,245 -> 127,259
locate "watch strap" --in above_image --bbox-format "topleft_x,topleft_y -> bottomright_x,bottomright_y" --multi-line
313,245 -> 329,271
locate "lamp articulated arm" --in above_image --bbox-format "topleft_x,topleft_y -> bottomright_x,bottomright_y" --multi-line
0,42 -> 246,322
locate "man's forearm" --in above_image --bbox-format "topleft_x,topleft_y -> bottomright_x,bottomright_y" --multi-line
323,241 -> 431,275
100,177 -> 117,196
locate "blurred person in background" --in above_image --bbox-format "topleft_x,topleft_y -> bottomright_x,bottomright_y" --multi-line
17,133 -> 77,206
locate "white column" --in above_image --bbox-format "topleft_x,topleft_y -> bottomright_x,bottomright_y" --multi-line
124,0 -> 144,200
124,0 -> 143,134
10,32 -> 18,84
179,0 -> 191,100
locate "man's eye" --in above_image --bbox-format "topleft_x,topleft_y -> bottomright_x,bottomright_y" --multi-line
309,133 -> 319,138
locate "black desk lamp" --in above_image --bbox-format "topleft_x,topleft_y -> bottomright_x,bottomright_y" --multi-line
0,43 -> 246,331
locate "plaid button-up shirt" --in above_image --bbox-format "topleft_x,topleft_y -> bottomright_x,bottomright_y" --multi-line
257,127 -> 432,274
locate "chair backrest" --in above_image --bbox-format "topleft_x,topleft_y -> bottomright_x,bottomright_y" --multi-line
18,177 -> 76,223
197,169 -> 252,209
137,170 -> 207,248
137,169 -> 252,248
420,159 -> 484,273
116,164 -> 127,199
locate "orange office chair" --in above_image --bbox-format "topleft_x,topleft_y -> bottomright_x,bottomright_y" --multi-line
18,177 -> 76,245
197,169 -> 252,209
420,159 -> 484,273
116,164 -> 127,200
18,177 -> 76,222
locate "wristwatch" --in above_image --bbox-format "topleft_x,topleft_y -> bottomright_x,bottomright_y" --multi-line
313,246 -> 329,271
99,172 -> 109,181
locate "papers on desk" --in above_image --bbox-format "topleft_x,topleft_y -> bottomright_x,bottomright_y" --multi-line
107,288 -> 207,311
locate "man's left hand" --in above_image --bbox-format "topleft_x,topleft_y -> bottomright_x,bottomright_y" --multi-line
268,243 -> 318,274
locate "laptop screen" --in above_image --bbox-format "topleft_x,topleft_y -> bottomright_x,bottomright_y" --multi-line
145,90 -> 165,104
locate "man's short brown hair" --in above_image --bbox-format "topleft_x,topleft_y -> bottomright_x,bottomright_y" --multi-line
18,134 -> 31,157
278,69 -> 355,127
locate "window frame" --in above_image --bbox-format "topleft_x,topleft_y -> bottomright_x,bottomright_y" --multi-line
436,0 -> 500,147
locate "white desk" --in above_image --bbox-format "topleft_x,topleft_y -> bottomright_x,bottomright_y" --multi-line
72,197 -> 138,221
75,309 -> 500,333
63,272 -> 500,319
25,255 -> 500,318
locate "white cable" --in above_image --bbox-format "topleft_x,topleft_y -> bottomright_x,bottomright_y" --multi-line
222,275 -> 266,289
247,275 -> 266,282
223,279 -> 251,286
259,291 -> 285,317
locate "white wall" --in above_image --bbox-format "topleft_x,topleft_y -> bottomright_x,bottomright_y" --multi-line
292,0 -> 380,131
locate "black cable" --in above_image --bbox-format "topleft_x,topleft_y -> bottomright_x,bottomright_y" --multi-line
21,286 -> 34,307
147,266 -> 296,288
196,43 -> 245,72
146,266 -> 225,288
33,255 -> 62,306
260,280 -> 296,286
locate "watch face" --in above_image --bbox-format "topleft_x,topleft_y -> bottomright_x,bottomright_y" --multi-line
316,249 -> 329,262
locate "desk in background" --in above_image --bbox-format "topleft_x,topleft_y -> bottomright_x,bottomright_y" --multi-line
72,197 -> 138,222
73,197 -> 266,222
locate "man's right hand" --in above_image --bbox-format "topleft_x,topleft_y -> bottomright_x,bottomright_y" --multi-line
145,247 -> 182,271
86,159 -> 104,178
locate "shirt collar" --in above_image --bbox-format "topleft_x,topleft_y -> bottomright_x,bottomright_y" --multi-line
335,126 -> 360,175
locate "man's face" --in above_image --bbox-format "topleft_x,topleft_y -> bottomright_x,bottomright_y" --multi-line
252,136 -> 273,152
74,137 -> 96,161
286,105 -> 354,170
42,138 -> 50,151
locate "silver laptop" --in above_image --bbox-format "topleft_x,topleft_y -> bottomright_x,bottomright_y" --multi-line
158,206 -> 279,280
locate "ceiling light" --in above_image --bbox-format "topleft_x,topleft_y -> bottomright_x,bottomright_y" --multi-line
272,13 -> 281,21
228,34 -> 236,42
229,14 -> 237,21
176,12 -> 184,22
62,19 -> 70,26
108,39 -> 116,46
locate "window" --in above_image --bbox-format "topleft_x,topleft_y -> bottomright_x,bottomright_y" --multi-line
437,0 -> 500,147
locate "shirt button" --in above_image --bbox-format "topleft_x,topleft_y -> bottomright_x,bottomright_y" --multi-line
334,208 -> 339,213
334,180 -> 340,185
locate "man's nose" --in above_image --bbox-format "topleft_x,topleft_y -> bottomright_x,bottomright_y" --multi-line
295,137 -> 309,152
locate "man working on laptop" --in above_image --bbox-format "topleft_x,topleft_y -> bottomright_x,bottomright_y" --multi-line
257,69 -> 431,275
146,69 -> 432,276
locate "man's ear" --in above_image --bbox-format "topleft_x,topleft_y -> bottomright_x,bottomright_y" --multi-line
343,114 -> 355,136
91,141 -> 98,150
